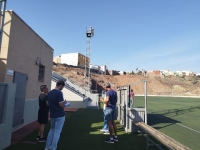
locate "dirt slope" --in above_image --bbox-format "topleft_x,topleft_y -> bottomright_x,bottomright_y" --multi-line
53,64 -> 200,96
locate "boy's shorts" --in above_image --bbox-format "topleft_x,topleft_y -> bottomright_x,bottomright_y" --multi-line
38,110 -> 48,124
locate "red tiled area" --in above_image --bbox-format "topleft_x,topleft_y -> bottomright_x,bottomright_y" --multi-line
64,108 -> 79,112
11,121 -> 38,145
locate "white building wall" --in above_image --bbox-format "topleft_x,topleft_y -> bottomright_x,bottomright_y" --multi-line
90,64 -> 100,70
100,65 -> 107,72
51,81 -> 86,108
61,53 -> 79,66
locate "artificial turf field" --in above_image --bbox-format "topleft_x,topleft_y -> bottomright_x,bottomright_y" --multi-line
6,96 -> 199,150
134,96 -> 200,150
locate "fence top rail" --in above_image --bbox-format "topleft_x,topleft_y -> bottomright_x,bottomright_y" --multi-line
118,80 -> 148,88
134,122 -> 191,150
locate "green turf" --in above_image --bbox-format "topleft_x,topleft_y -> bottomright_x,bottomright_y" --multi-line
6,109 -> 158,150
134,96 -> 200,150
7,96 -> 199,150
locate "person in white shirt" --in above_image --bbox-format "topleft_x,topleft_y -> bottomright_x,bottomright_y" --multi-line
99,90 -> 109,134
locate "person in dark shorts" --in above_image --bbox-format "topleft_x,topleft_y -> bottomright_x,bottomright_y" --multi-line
37,85 -> 49,142
100,83 -> 118,143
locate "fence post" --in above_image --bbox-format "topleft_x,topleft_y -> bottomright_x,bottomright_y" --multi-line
125,86 -> 128,132
144,81 -> 147,124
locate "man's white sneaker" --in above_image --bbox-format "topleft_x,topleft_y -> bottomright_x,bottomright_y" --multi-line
100,129 -> 106,132
103,131 -> 110,135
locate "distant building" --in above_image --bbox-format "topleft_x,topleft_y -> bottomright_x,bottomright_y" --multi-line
108,70 -> 119,76
196,73 -> 200,76
89,64 -> 107,75
100,65 -> 107,75
90,64 -> 100,70
60,53 -> 89,67
118,71 -> 126,75
160,70 -> 174,76
182,71 -> 195,76
174,71 -> 183,76
53,56 -> 61,64
147,70 -> 160,76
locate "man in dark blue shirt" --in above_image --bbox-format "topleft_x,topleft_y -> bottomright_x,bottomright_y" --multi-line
100,83 -> 118,143
45,80 -> 66,150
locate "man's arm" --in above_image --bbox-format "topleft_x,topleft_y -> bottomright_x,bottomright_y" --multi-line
59,101 -> 66,108
100,96 -> 109,103
58,92 -> 66,108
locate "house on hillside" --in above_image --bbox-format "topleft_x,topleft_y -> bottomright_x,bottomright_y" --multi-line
100,65 -> 107,75
182,71 -> 195,76
118,71 -> 126,75
147,70 -> 160,76
174,71 -> 183,76
160,70 -> 174,76
60,53 -> 89,68
0,11 -> 53,149
108,70 -> 120,75
89,64 -> 107,75
196,73 -> 200,76
53,55 -> 61,64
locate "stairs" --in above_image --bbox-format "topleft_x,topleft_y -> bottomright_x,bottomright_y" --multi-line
52,71 -> 99,109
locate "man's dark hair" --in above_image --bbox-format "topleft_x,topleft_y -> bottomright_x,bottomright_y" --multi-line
56,80 -> 65,86
40,85 -> 47,92
131,89 -> 133,92
105,83 -> 111,88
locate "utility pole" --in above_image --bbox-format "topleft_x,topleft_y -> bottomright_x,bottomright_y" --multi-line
0,0 -> 7,53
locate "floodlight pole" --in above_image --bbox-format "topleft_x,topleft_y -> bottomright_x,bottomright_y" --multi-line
84,27 -> 94,94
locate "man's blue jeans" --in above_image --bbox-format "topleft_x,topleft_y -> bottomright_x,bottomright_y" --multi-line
103,110 -> 108,130
45,116 -> 65,150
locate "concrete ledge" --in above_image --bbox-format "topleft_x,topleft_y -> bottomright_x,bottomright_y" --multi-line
64,108 -> 79,112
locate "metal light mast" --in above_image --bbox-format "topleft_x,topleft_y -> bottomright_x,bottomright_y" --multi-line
0,0 -> 7,53
84,27 -> 94,93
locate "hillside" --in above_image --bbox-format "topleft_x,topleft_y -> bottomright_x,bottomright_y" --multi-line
53,64 -> 200,96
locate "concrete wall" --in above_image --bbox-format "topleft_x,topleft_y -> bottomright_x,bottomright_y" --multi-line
61,53 -> 79,66
4,11 -> 54,99
0,83 -> 16,150
51,81 -> 86,108
0,11 -> 53,130
78,53 -> 89,68
23,99 -> 39,127
0,11 -> 12,82
60,53 -> 89,68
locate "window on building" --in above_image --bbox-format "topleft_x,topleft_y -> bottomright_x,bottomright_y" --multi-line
38,65 -> 45,82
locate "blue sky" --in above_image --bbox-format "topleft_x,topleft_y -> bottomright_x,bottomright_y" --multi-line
7,0 -> 200,73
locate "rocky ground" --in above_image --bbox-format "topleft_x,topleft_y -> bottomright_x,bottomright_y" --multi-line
53,64 -> 200,96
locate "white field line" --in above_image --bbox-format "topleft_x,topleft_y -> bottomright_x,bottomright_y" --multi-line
149,112 -> 200,134
136,95 -> 200,98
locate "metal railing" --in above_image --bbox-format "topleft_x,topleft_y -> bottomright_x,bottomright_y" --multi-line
52,72 -> 99,108
52,76 -> 86,98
